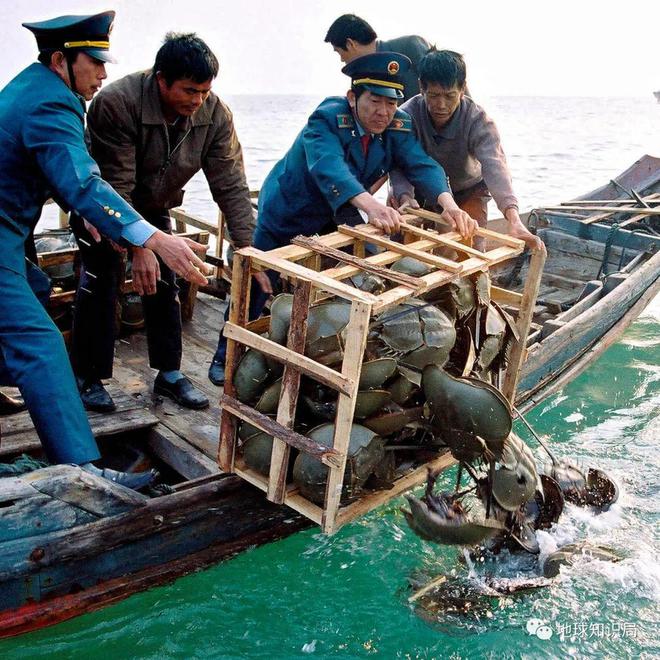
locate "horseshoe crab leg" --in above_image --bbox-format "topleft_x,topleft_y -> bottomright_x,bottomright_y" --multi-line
485,460 -> 495,519
513,406 -> 559,464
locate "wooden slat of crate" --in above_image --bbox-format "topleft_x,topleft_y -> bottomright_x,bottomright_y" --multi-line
337,225 -> 463,272
373,245 -> 523,312
292,235 -> 426,289
322,299 -> 372,533
218,253 -> 252,471
222,323 -> 354,395
241,247 -> 378,304
268,278 -> 311,503
321,237 -> 454,282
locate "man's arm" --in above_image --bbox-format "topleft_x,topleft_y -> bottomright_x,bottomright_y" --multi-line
202,102 -> 254,249
23,98 -> 209,284
468,106 -> 545,251
87,90 -> 139,204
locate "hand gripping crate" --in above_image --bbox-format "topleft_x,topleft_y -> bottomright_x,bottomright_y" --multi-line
218,212 -> 545,534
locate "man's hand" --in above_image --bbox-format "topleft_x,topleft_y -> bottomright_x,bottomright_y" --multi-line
350,192 -> 401,234
131,247 -> 160,296
506,208 -> 547,254
440,207 -> 479,239
397,194 -> 421,214
254,271 -> 273,294
143,231 -> 211,285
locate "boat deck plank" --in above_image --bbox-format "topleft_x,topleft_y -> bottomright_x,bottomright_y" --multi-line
0,294 -> 227,464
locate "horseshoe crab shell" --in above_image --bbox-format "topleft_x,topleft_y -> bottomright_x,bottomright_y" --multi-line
524,474 -> 564,530
242,431 -> 274,476
388,373 -> 418,405
491,464 -> 538,512
363,406 -> 424,436
560,467 -> 619,512
391,257 -> 432,277
302,390 -> 391,421
292,423 -> 385,505
350,272 -> 386,295
403,494 -> 504,546
269,293 -> 294,344
255,378 -> 282,414
359,358 -> 397,390
378,299 -> 456,356
234,350 -> 271,403
542,542 -> 623,578
422,365 -> 512,443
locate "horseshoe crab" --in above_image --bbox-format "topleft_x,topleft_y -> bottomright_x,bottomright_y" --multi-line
234,349 -> 271,403
302,388 -> 391,421
561,467 -> 619,512
402,471 -> 505,546
375,299 -> 456,359
542,542 -> 624,578
242,431 -> 275,476
391,257 -> 432,277
422,365 -> 512,445
359,358 -> 397,390
292,423 -> 385,505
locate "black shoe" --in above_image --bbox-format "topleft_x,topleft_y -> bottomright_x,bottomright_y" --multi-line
0,391 -> 26,416
79,380 -> 116,413
208,359 -> 225,386
88,466 -> 158,491
154,373 -> 209,409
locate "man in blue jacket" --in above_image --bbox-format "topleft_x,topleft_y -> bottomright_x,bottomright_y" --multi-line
208,52 -> 477,384
0,11 -> 210,488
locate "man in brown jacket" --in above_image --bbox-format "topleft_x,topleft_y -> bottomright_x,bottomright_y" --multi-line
70,32 -> 267,411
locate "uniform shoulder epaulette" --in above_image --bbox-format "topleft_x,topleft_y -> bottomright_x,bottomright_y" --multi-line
387,116 -> 412,132
336,114 -> 355,129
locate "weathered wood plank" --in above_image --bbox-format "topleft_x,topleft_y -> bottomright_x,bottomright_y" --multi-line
268,278 -> 311,504
146,425 -> 220,480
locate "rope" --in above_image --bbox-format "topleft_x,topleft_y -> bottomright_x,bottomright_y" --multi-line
0,454 -> 49,478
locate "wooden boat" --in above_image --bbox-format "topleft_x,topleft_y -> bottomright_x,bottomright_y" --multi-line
0,156 -> 658,637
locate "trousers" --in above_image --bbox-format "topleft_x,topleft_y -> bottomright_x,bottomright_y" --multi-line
70,210 -> 182,381
0,262 -> 100,464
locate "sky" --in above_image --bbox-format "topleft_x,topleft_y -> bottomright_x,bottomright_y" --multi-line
1,0 -> 659,97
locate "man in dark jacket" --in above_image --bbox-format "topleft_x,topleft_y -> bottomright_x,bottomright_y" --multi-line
0,12 -> 209,488
324,14 -> 431,102
70,33 -> 268,412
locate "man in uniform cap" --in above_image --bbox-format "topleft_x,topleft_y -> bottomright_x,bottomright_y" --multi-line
0,11 -> 210,489
207,51 -> 477,384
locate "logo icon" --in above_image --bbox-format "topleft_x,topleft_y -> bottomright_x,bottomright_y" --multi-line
526,618 -> 553,640
387,60 -> 400,75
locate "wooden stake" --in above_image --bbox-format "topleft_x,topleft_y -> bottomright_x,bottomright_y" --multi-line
501,247 -> 546,402
268,278 -> 312,503
218,253 -> 251,471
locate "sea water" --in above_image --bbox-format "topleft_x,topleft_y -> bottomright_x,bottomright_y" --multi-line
5,95 -> 659,659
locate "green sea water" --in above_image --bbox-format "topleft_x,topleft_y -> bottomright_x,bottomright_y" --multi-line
4,298 -> 658,659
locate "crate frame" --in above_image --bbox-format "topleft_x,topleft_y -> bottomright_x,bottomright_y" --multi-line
218,213 -> 545,534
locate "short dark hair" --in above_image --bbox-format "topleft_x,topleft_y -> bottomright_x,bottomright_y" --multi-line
37,49 -> 83,66
419,48 -> 467,90
324,14 -> 377,49
153,32 -> 219,86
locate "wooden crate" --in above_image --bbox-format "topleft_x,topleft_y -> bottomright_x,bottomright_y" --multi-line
218,213 -> 545,534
